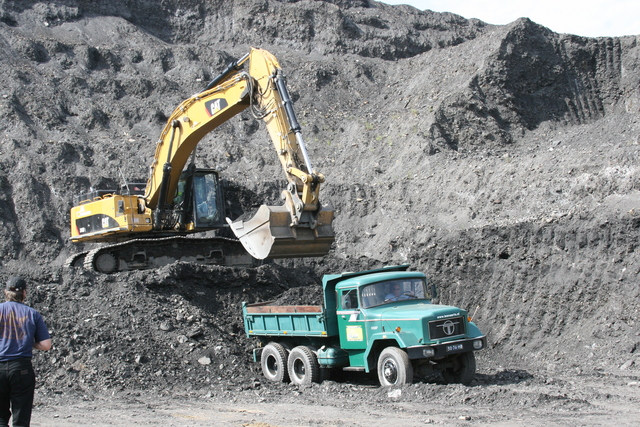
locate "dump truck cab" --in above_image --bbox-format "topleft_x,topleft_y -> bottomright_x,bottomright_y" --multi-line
328,266 -> 485,384
334,271 -> 436,366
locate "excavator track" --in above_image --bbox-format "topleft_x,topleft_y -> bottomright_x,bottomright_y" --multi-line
68,235 -> 258,274
64,253 -> 87,269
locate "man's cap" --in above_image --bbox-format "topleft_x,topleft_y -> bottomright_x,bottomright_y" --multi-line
6,276 -> 27,292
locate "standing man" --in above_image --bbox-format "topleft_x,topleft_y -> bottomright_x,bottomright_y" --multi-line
0,277 -> 51,427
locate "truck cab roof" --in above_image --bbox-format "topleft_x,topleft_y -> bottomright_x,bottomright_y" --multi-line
333,270 -> 428,291
323,264 -> 415,291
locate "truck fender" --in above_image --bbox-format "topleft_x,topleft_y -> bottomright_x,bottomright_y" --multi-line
466,321 -> 483,338
362,333 -> 413,373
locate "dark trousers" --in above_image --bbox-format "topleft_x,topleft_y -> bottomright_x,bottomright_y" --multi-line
0,359 -> 35,427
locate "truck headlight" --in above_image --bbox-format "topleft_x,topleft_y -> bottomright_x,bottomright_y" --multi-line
422,348 -> 435,357
473,339 -> 483,350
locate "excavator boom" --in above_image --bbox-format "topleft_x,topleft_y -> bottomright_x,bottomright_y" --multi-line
222,49 -> 334,259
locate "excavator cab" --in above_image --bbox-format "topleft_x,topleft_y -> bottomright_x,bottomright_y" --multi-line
192,171 -> 223,228
172,168 -> 225,231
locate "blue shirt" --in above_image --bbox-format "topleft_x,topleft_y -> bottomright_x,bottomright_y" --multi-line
0,302 -> 50,361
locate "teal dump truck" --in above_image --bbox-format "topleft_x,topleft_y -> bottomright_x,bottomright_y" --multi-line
242,265 -> 486,386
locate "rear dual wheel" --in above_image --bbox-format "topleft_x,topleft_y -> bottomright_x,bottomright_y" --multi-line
261,342 -> 289,383
261,344 -> 325,385
287,346 -> 320,385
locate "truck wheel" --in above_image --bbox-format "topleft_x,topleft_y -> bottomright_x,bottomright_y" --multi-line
442,351 -> 476,385
261,343 -> 290,383
287,346 -> 320,385
377,347 -> 413,387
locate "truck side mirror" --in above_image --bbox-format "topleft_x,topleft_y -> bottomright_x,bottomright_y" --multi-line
431,283 -> 437,299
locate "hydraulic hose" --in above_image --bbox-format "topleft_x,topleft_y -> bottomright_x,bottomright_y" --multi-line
274,71 -> 314,174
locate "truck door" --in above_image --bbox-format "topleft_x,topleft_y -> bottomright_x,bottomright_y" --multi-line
336,288 -> 368,351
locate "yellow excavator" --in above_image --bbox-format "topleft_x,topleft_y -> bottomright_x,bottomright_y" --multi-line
67,48 -> 334,273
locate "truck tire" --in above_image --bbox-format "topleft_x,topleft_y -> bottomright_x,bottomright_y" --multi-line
442,351 -> 476,385
377,347 -> 413,387
287,346 -> 320,385
261,342 -> 290,383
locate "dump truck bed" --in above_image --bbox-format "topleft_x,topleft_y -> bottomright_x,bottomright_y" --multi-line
242,302 -> 328,337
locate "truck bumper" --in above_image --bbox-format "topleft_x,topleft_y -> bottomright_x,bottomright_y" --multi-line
406,335 -> 487,360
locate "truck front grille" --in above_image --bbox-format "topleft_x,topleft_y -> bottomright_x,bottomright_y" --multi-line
429,316 -> 465,339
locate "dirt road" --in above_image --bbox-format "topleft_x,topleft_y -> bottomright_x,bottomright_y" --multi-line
30,366 -> 640,427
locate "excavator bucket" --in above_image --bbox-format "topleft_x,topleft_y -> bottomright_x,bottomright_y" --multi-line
227,205 -> 334,259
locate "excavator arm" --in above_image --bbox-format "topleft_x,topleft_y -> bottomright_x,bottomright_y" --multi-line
142,48 -> 334,259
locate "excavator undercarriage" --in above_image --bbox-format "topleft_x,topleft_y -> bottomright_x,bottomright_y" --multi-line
65,235 -> 257,274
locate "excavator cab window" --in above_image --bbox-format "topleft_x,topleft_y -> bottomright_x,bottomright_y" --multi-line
192,170 -> 224,229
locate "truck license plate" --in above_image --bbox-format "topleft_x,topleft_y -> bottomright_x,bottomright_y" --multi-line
446,343 -> 463,352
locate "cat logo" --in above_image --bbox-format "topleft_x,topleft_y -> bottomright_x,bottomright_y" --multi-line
204,98 -> 228,117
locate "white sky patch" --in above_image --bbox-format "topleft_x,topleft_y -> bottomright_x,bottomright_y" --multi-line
381,0 -> 640,37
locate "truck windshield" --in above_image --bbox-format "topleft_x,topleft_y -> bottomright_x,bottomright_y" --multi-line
360,278 -> 430,308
